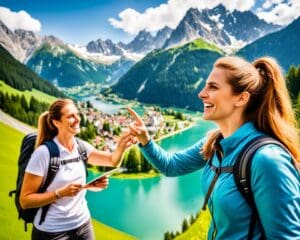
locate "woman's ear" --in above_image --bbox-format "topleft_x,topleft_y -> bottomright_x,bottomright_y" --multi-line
52,119 -> 60,129
235,91 -> 250,107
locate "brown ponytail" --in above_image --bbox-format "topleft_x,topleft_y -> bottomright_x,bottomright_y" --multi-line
35,99 -> 74,148
252,57 -> 299,166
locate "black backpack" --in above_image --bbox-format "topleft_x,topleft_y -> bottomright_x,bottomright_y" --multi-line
202,136 -> 289,240
9,132 -> 88,231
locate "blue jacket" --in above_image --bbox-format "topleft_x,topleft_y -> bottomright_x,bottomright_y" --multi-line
140,122 -> 300,239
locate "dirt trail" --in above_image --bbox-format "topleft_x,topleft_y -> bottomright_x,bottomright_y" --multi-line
0,109 -> 36,134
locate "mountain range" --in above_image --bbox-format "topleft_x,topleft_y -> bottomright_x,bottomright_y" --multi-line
26,36 -> 135,87
164,5 -> 280,50
109,17 -> 300,111
237,17 -> 300,71
0,4 -> 298,111
1,4 -> 280,62
108,39 -> 223,111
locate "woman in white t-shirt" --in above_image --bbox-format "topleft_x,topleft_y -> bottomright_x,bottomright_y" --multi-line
20,99 -> 133,240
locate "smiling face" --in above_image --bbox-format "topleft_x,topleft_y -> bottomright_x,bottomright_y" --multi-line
52,103 -> 81,136
198,67 -> 244,124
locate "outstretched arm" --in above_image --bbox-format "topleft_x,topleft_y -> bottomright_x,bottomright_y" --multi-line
88,131 -> 133,167
127,107 -> 206,176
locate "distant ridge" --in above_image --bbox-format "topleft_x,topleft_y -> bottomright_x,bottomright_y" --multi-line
109,38 -> 223,111
237,17 -> 300,71
0,44 -> 65,98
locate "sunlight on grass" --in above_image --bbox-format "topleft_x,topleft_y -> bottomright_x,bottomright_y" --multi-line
0,122 -> 136,240
0,80 -> 57,104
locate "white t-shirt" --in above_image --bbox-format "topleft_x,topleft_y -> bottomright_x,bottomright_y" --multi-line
26,137 -> 94,232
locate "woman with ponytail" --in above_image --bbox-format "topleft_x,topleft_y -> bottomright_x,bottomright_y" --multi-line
128,56 -> 299,239
20,99 -> 133,240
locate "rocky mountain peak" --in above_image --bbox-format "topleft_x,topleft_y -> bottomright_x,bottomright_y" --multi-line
0,21 -> 41,62
86,38 -> 124,56
164,5 -> 281,50
42,35 -> 65,46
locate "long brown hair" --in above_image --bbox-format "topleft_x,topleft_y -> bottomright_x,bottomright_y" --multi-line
202,56 -> 299,167
35,99 -> 74,148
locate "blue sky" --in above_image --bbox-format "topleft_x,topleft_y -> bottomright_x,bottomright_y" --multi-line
0,0 -> 299,45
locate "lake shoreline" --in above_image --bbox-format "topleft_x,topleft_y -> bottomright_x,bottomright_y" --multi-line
154,121 -> 196,142
89,120 -> 200,180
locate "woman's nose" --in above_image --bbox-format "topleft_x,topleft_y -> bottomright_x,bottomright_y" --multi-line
198,88 -> 206,99
75,115 -> 81,122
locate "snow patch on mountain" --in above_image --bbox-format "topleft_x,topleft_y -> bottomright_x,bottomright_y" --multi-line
137,79 -> 148,94
68,44 -> 121,64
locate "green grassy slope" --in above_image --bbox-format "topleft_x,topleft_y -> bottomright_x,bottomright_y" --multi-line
0,122 -> 135,240
0,80 -> 57,104
0,122 -> 29,239
175,210 -> 210,240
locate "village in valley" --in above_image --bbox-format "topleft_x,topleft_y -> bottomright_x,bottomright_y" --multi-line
77,99 -> 194,152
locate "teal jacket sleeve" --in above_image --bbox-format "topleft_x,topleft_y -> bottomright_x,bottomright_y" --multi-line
251,145 -> 300,239
139,138 -> 206,177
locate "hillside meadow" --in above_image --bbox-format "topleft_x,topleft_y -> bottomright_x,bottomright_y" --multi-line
0,122 -> 136,240
0,80 -> 57,104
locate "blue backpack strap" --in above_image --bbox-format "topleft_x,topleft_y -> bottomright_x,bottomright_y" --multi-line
233,136 -> 287,240
39,139 -> 60,225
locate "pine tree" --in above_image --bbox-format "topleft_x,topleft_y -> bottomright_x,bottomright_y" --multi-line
126,146 -> 141,172
20,95 -> 29,111
286,65 -> 300,101
182,218 -> 189,232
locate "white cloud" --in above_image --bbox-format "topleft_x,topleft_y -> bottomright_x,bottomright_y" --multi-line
0,7 -> 41,32
256,0 -> 300,25
109,0 -> 255,35
261,0 -> 283,9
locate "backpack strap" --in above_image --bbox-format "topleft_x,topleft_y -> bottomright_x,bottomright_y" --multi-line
201,149 -> 233,210
38,140 -> 60,225
233,135 -> 287,240
75,137 -> 88,176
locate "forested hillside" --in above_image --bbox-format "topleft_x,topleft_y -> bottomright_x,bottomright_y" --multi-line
27,42 -> 134,87
237,17 -> 300,71
0,45 -> 65,98
109,38 -> 223,111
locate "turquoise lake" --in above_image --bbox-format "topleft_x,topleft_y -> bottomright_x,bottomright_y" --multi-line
86,117 -> 215,240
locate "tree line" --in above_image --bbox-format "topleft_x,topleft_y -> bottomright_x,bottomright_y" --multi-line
286,64 -> 300,126
0,91 -> 49,126
0,45 -> 65,98
164,213 -> 199,240
122,145 -> 155,173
